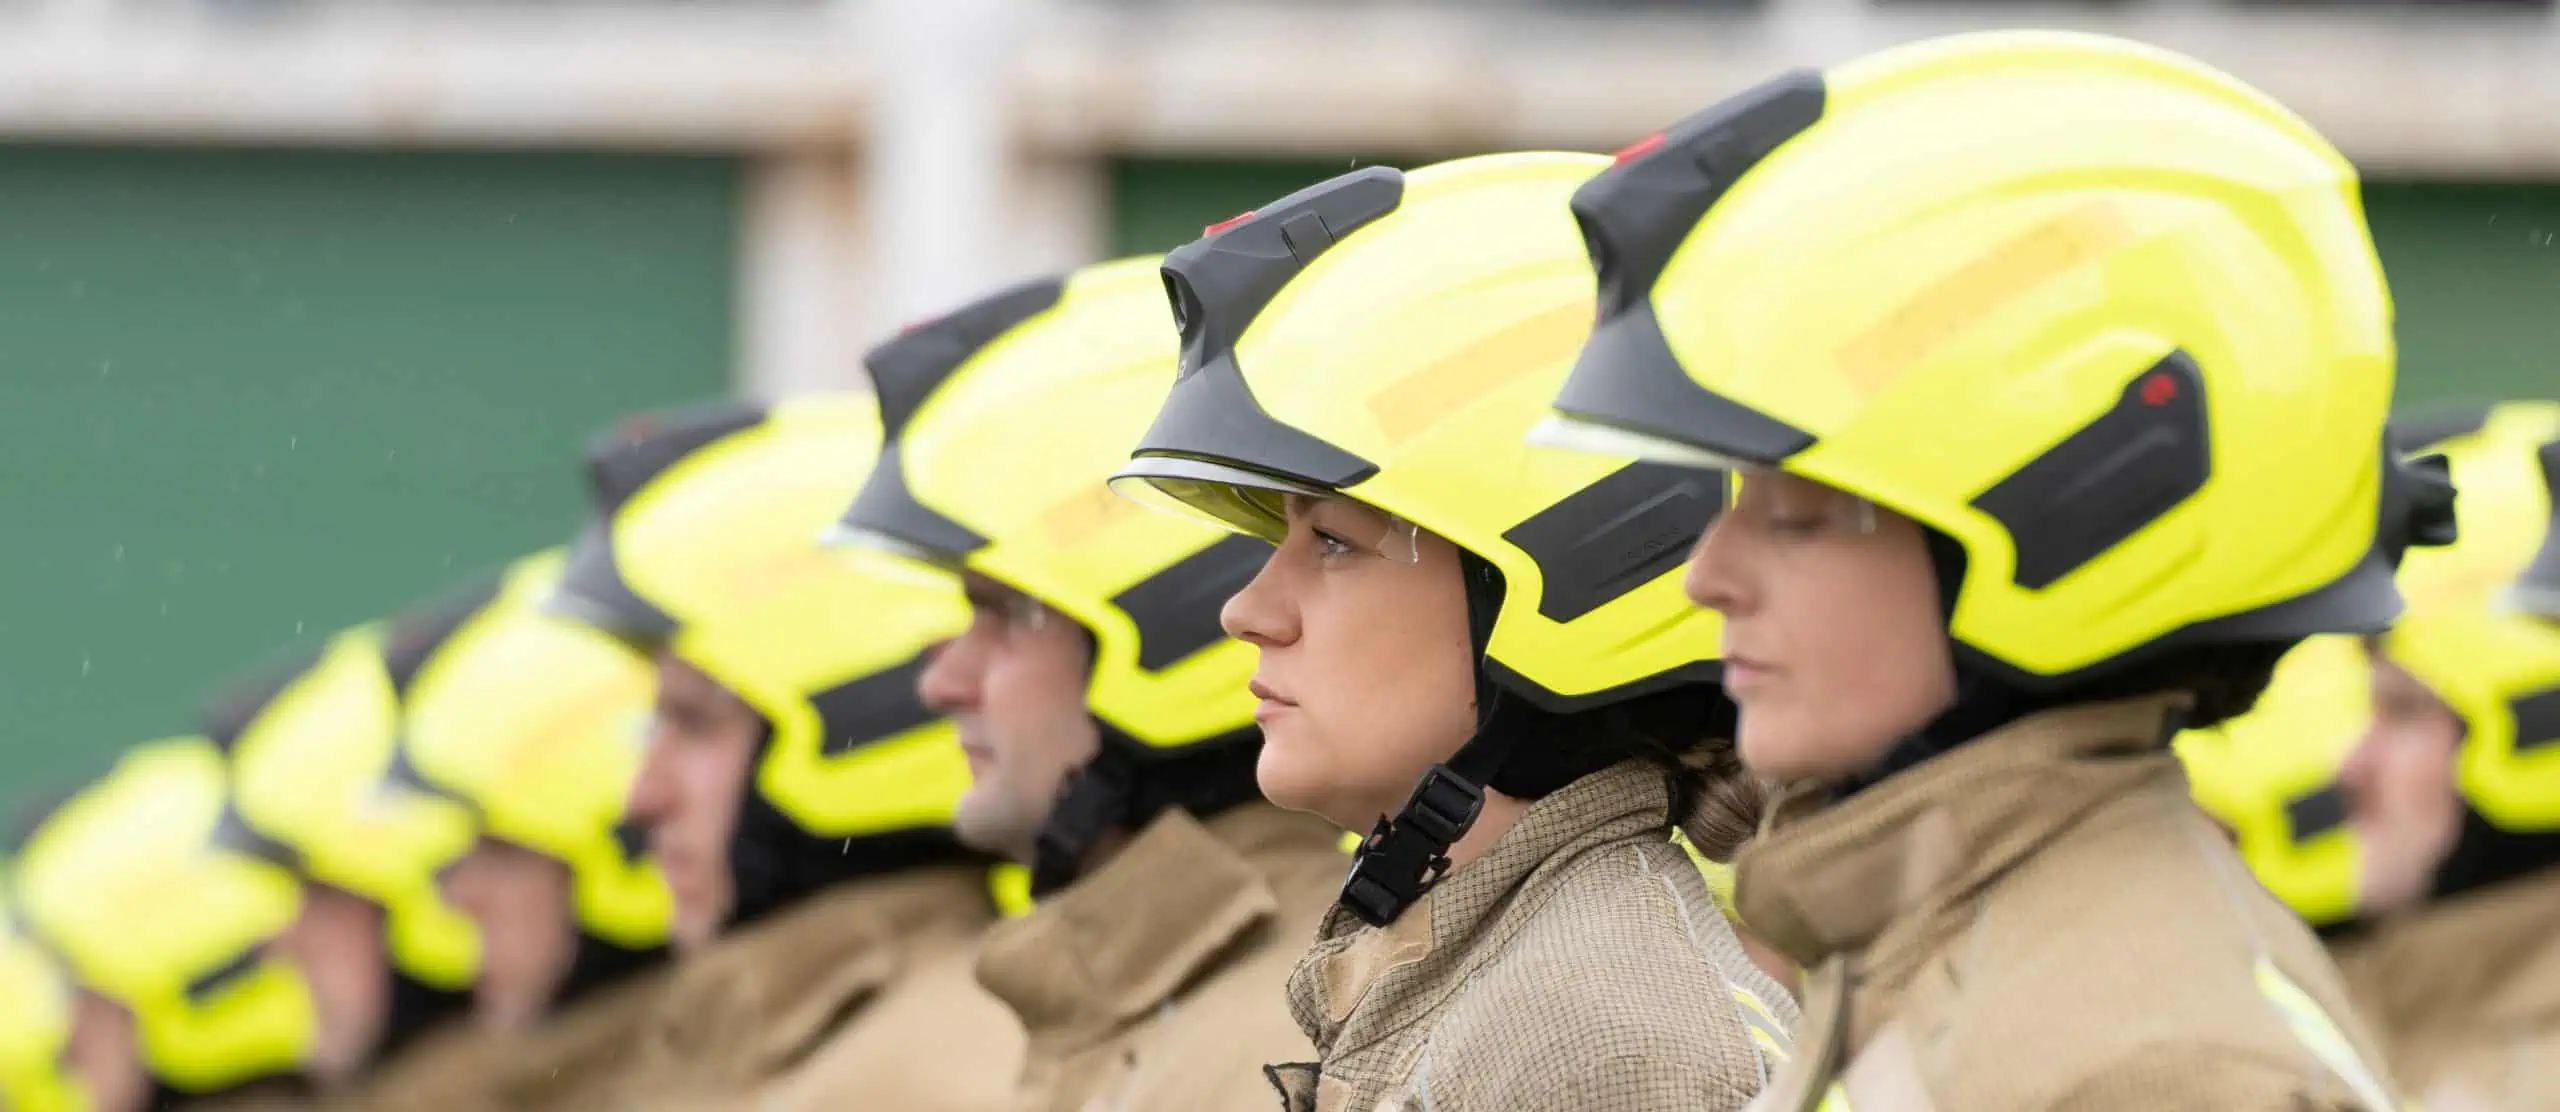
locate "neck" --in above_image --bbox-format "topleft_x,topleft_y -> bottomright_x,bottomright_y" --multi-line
1445,789 -> 1531,874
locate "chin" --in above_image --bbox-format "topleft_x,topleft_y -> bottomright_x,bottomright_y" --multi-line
1734,718 -> 1807,781
670,910 -> 719,954
1737,706 -> 1881,783
949,794 -> 1019,859
1253,742 -> 1328,818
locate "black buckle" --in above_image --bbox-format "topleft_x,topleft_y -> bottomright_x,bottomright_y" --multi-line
1336,765 -> 1485,927
1402,765 -> 1484,844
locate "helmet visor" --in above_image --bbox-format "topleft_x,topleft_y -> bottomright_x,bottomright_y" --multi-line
1110,456 -> 1422,564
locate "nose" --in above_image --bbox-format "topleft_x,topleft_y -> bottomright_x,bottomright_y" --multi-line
440,853 -> 488,913
1218,552 -> 1294,649
1682,516 -> 1750,615
917,634 -> 982,715
2336,725 -> 2386,806
624,736 -> 678,825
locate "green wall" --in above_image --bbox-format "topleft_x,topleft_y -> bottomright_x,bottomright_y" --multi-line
2361,182 -> 2560,406
0,147 -> 739,806
1112,159 -> 2560,406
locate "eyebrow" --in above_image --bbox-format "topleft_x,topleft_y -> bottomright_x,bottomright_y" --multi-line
960,574 -> 1024,611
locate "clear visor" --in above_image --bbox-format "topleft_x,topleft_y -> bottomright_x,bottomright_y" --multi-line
1531,416 -> 1882,537
1526,414 -> 1747,473
1288,493 -> 1423,564
818,521 -> 972,590
2512,581 -> 2560,623
977,584 -> 1059,634
1725,468 -> 1881,537
1107,455 -> 1325,544
1109,456 -> 1420,563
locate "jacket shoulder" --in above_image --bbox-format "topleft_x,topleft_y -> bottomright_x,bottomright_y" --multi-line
1932,804 -> 2394,1109
642,889 -> 907,1060
1432,841 -> 1782,1105
1081,927 -> 1317,1112
2048,1042 -> 2392,1112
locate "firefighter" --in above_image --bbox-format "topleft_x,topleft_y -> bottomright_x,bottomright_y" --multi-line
196,624 -> 487,1098
1539,28 -> 2449,1109
1104,152 -> 1796,1110
832,256 -> 1353,1111
332,548 -> 675,1111
547,396 -> 1018,1111
2192,402 -> 2560,1110
15,739 -> 341,1109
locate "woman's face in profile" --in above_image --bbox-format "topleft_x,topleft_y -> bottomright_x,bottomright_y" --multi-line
1222,496 -> 1480,830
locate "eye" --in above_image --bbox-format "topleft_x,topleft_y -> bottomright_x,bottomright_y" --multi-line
1765,514 -> 1826,538
1313,529 -> 1359,561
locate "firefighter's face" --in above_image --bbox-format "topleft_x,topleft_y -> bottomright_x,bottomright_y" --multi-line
918,573 -> 1098,865
2340,649 -> 2465,915
1219,496 -> 1479,832
66,990 -> 147,1112
270,881 -> 389,1087
440,837 -> 575,1033
628,653 -> 762,952
1684,471 -> 1956,782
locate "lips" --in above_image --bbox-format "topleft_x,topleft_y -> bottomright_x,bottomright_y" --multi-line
1249,678 -> 1297,724
1721,654 -> 1776,693
952,720 -> 997,771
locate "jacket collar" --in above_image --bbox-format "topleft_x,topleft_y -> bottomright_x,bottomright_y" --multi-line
977,804 -> 1338,1043
645,864 -> 998,1083
1735,695 -> 2188,969
2344,864 -> 2560,1037
1289,761 -> 1675,1061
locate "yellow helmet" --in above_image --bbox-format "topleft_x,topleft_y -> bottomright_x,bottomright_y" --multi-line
834,258 -> 1279,893
1542,31 -> 2456,689
2173,634 -> 2370,925
2179,402 -> 2559,921
15,739 -> 313,1096
204,629 -> 481,993
2525,443 -> 2560,623
2394,403 -> 2560,615
392,549 -> 672,953
2388,415 -> 2560,832
550,396 -> 979,927
0,889 -> 85,1112
1106,155 -> 1732,923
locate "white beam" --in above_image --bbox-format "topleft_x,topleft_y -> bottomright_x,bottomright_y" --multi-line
859,0 -> 1037,335
1019,3 -> 2560,177
0,3 -> 2551,176
737,151 -> 871,402
0,6 -> 869,151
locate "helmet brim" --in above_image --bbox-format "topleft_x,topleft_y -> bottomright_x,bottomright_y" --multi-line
1107,454 -> 1343,545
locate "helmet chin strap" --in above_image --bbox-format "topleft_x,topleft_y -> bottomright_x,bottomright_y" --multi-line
1021,621 -> 1272,899
551,931 -> 666,1011
377,969 -> 473,1065
720,726 -> 983,933
1028,724 -> 1266,898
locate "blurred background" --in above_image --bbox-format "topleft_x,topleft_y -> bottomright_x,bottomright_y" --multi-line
0,0 -> 2553,804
